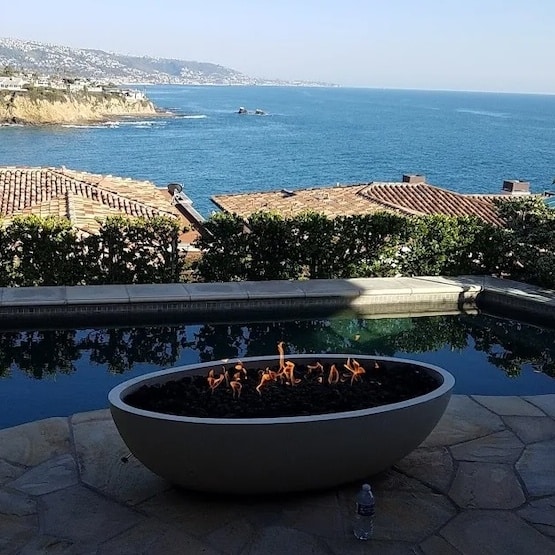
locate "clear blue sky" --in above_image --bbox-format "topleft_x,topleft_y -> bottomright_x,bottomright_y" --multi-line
4,0 -> 555,93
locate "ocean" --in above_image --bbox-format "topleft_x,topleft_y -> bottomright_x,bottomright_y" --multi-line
1,86 -> 554,217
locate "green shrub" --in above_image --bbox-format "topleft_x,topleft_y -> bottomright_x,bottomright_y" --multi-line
0,214 -> 182,286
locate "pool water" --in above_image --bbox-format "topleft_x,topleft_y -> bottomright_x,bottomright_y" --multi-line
1,312 -> 554,428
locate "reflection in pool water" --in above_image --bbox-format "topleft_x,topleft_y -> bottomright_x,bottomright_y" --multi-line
0,312 -> 554,428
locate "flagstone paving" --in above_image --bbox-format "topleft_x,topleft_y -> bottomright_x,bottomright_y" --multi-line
1,394 -> 555,554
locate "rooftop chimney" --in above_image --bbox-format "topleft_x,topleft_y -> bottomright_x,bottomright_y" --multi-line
402,174 -> 426,184
502,180 -> 530,195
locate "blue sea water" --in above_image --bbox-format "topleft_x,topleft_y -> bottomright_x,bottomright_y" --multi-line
1,86 -> 554,216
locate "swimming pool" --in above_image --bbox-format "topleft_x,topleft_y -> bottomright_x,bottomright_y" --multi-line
1,311 -> 554,428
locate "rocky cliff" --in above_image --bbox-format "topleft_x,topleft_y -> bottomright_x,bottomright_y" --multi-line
0,91 -> 158,125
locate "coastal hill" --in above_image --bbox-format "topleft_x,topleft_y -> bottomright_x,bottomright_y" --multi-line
0,37 -> 332,87
0,88 -> 158,125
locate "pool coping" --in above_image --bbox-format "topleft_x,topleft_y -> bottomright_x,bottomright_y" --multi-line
0,275 -> 553,325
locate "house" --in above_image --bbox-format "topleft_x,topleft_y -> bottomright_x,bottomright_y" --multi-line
211,174 -> 542,226
0,166 -> 205,254
121,89 -> 147,101
0,76 -> 27,91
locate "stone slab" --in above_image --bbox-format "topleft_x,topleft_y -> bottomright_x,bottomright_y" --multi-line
65,285 -> 130,305
518,496 -> 555,538
71,413 -> 168,505
298,279 -> 362,298
243,525 -> 330,555
0,418 -> 70,466
70,408 -> 111,426
0,514 -> 38,554
0,490 -> 36,516
504,416 -> 555,444
394,447 -> 454,493
347,277 -> 413,295
440,510 -> 555,555
482,277 -> 555,299
281,499 -> 344,540
372,468 -> 435,494
523,394 -> 555,419
9,454 -> 78,496
137,488 -> 253,538
415,275 -> 483,292
17,535 -> 80,555
205,518 -> 256,554
98,521 -> 220,555
1,286 -> 66,306
185,282 -> 249,301
0,459 -> 25,486
366,491 -> 455,543
420,535 -> 462,555
516,439 -> 555,497
125,283 -> 190,302
422,395 -> 504,448
40,484 -> 143,545
450,430 -> 524,463
401,277 -> 466,294
472,395 -> 545,416
326,538 -> 419,554
243,280 -> 306,299
448,462 -> 525,509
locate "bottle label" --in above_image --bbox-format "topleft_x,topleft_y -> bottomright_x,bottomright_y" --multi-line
357,503 -> 375,517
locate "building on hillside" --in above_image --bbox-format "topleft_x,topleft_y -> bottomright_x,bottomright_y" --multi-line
0,76 -> 26,91
121,89 -> 147,101
0,166 -> 205,255
211,174 -> 545,226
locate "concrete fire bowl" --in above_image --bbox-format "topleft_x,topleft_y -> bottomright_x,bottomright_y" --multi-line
108,354 -> 454,494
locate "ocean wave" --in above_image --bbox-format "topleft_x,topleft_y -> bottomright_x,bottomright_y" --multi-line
176,114 -> 207,119
456,109 -> 510,118
117,120 -> 165,126
62,124 -> 101,129
62,120 -> 166,129
0,123 -> 24,127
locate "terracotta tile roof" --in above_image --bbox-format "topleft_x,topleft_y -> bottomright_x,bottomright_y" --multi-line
0,166 -> 188,233
357,182 -> 505,225
211,184 -> 387,220
212,181 -> 513,225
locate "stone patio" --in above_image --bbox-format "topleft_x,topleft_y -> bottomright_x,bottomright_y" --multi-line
1,394 -> 555,554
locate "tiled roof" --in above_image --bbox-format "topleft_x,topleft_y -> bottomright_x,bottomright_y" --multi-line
357,182 -> 504,225
0,166 -> 185,233
211,184 -> 387,219
212,181 -> 511,225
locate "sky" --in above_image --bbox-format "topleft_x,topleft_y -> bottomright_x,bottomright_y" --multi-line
3,0 -> 555,93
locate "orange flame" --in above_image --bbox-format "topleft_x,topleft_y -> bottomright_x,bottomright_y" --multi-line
307,362 -> 324,376
207,368 -> 226,392
230,380 -> 242,398
277,341 -> 285,371
328,364 -> 339,384
256,368 -> 275,395
344,358 -> 366,385
234,362 -> 247,379
206,343 -> 368,397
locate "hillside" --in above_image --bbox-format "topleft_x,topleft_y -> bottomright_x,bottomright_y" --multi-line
0,37 -> 329,86
0,90 -> 158,125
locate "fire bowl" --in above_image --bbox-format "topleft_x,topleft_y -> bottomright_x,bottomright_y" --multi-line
108,354 -> 454,494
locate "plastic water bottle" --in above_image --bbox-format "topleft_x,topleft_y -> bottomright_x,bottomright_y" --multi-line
353,483 -> 375,540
